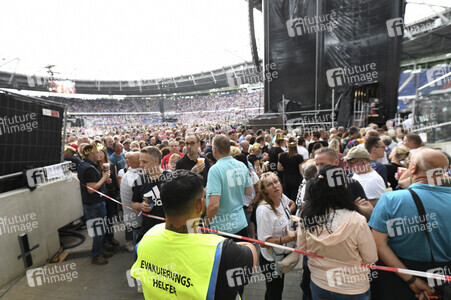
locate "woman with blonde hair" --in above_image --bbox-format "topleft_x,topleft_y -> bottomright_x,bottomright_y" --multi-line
385,145 -> 411,189
256,172 -> 297,299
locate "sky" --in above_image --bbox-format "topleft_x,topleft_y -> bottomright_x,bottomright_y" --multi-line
0,0 -> 449,81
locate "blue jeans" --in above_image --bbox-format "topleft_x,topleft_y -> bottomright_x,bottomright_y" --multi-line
310,280 -> 370,300
132,227 -> 142,261
83,202 -> 107,258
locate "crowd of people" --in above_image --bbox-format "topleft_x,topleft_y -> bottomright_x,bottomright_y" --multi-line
65,121 -> 451,300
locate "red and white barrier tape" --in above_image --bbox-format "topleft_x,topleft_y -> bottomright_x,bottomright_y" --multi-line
74,175 -> 451,283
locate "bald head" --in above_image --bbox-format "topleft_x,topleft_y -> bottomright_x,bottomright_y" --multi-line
128,152 -> 141,169
413,148 -> 449,172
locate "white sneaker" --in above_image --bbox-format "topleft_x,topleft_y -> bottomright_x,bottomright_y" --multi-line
137,279 -> 143,294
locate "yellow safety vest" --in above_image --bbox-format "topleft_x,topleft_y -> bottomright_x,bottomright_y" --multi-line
131,223 -> 228,300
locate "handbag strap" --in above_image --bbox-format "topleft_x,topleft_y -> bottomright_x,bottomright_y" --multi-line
407,188 -> 435,262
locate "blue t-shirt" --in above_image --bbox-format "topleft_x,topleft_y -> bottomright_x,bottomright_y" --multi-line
109,153 -> 126,170
370,160 -> 388,187
369,183 -> 451,262
206,156 -> 252,234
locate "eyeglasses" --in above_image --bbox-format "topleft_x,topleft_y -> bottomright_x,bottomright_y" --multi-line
186,142 -> 197,146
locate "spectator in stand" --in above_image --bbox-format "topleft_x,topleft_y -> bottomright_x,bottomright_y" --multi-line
161,139 -> 184,170
175,133 -> 209,187
119,151 -> 142,254
328,138 -> 346,170
308,131 -> 328,155
345,147 -> 386,207
296,137 -> 309,161
240,140 -> 250,156
96,144 -> 120,249
205,134 -> 253,235
299,165 -> 377,300
77,144 -> 112,265
248,143 -> 263,176
385,146 -> 410,190
109,142 -> 126,171
278,137 -> 304,201
341,126 -> 360,153
396,128 -> 405,146
105,136 -> 114,156
402,133 -> 423,155
314,148 -> 372,219
130,141 -> 140,150
64,145 -> 81,172
311,143 -> 324,159
268,134 -> 286,176
380,135 -> 393,164
365,136 -> 389,187
131,146 -> 170,241
256,172 -> 297,299
168,153 -> 181,172
123,139 -> 132,153
369,148 -> 451,300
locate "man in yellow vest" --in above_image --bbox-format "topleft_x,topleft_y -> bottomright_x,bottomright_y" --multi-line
131,170 -> 257,299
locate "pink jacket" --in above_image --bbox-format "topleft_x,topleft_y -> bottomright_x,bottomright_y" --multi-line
298,210 -> 378,295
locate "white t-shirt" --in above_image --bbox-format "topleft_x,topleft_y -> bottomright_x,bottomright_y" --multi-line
256,194 -> 295,261
352,170 -> 385,200
297,145 -> 309,161
244,170 -> 259,207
